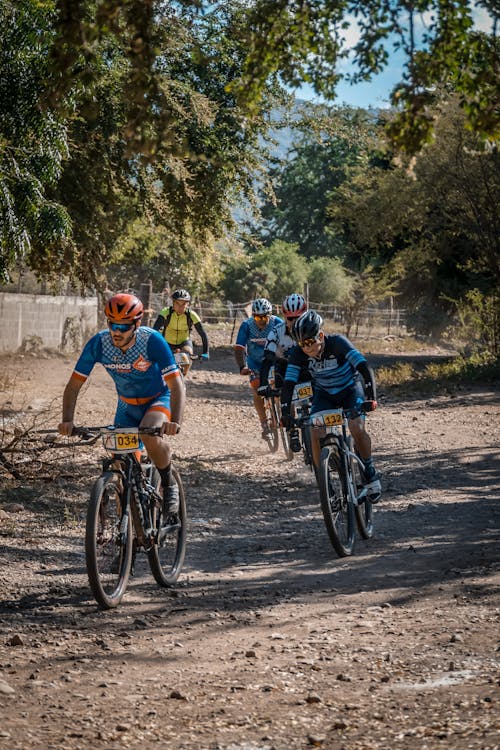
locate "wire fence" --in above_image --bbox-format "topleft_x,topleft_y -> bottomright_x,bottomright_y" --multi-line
146,290 -> 406,341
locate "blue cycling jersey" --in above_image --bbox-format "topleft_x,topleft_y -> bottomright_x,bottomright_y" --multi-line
72,326 -> 179,403
235,315 -> 282,372
284,334 -> 366,395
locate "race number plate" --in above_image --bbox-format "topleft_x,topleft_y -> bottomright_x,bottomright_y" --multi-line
292,382 -> 313,401
103,431 -> 140,452
310,409 -> 343,428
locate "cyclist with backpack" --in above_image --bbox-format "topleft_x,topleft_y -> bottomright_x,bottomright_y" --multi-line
153,289 -> 209,374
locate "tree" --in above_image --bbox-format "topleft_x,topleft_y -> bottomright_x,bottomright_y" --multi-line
330,94 -> 500,335
256,103 -> 385,260
233,1 -> 499,153
307,257 -> 353,306
219,239 -> 307,303
0,1 -> 284,288
0,0 -> 72,284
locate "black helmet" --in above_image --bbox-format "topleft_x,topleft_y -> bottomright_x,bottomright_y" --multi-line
292,309 -> 323,343
172,289 -> 191,302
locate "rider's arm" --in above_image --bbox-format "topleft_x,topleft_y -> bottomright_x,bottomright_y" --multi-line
194,321 -> 209,355
153,314 -> 166,332
234,321 -> 248,371
167,372 -> 185,429
259,349 -> 275,387
59,374 -> 85,435
356,361 -> 376,400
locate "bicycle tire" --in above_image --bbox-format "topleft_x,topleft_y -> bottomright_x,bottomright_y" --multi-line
317,446 -> 355,557
280,425 -> 293,460
264,398 -> 280,453
85,472 -> 132,609
352,452 -> 374,539
148,466 -> 187,586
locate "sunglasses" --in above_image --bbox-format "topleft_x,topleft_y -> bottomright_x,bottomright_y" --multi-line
253,314 -> 269,321
108,321 -> 135,332
298,336 -> 319,348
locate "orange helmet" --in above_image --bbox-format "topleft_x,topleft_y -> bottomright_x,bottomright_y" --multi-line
104,293 -> 144,324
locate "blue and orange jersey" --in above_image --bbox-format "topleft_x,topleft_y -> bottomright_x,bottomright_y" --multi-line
235,315 -> 282,372
71,327 -> 180,403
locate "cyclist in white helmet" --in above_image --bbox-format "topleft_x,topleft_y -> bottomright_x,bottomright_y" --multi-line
234,297 -> 282,438
258,293 -> 308,451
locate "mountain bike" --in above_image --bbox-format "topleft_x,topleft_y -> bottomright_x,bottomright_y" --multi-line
290,380 -> 314,469
295,401 -> 378,557
72,425 -> 186,609
172,349 -> 199,379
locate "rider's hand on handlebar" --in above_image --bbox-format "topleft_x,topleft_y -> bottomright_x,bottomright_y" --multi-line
240,366 -> 250,376
163,421 -> 181,436
58,421 -> 74,437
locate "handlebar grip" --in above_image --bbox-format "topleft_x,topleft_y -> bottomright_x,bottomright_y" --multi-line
362,400 -> 377,412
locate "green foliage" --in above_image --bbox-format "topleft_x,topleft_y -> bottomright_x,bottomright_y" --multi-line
233,1 -> 499,153
449,289 -> 500,357
329,94 -> 500,338
219,240 -> 307,303
0,0 -> 73,283
307,257 -> 353,305
377,352 -> 500,393
0,0 -> 283,289
257,104 -> 381,260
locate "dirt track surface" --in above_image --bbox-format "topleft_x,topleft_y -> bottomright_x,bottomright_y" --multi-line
0,342 -> 499,750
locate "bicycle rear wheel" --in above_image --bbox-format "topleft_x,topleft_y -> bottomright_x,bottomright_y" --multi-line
317,446 -> 355,557
85,472 -> 132,609
352,453 -> 374,539
148,467 -> 187,586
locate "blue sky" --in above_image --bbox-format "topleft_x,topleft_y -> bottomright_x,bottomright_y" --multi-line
296,5 -> 495,109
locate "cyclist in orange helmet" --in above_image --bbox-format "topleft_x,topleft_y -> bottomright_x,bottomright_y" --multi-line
58,292 -> 185,526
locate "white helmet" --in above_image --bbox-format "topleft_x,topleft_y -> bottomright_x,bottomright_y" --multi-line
252,298 -> 272,315
282,293 -> 307,318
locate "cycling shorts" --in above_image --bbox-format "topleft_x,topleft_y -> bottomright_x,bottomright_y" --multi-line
311,382 -> 365,415
114,392 -> 171,427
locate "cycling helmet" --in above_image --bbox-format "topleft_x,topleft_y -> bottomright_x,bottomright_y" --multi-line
292,309 -> 323,342
282,293 -> 307,318
172,289 -> 191,302
251,298 -> 272,315
104,293 -> 144,323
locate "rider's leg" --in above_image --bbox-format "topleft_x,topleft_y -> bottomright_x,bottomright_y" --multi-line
250,376 -> 268,435
140,399 -> 179,519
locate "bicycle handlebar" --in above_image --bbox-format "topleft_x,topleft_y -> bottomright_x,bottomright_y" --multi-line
291,400 -> 377,427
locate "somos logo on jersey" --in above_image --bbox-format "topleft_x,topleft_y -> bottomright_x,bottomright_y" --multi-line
132,355 -> 152,372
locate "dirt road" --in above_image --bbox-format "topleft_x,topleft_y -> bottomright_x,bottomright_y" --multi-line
0,344 -> 499,749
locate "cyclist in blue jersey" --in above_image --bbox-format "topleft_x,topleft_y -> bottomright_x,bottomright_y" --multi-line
58,293 -> 185,525
234,298 -> 282,438
280,309 -> 381,501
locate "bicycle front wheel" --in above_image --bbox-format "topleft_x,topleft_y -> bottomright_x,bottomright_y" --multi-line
317,446 -> 355,557
85,472 -> 132,609
148,467 -> 187,586
264,398 -> 280,453
352,453 -> 374,539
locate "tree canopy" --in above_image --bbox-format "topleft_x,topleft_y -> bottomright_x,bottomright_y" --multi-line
234,1 -> 499,153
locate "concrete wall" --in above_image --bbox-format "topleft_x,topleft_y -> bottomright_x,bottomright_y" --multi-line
0,293 -> 98,353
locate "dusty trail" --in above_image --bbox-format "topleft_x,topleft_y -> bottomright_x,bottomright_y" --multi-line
0,345 -> 498,749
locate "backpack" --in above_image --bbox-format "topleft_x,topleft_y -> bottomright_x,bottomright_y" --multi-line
162,306 -> 194,333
